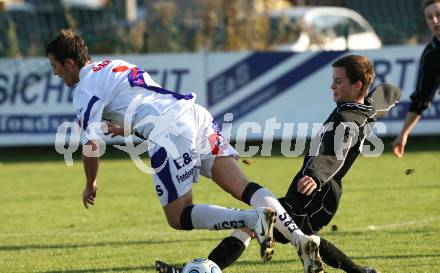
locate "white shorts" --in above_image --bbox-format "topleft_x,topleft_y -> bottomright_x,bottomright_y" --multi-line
147,104 -> 238,206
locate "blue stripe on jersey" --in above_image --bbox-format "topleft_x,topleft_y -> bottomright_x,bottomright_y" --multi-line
127,67 -> 193,100
147,85 -> 194,100
83,95 -> 100,130
151,147 -> 178,204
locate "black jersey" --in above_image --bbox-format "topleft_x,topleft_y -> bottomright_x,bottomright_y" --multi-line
279,84 -> 400,234
409,37 -> 440,114
282,102 -> 375,231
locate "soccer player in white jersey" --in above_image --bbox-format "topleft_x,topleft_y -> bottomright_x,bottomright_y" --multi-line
46,29 -> 324,273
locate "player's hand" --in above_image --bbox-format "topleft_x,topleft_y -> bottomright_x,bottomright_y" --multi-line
392,134 -> 407,158
297,175 -> 317,195
105,122 -> 125,138
82,182 -> 97,209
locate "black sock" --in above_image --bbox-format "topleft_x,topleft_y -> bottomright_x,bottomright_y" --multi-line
241,182 -> 263,205
180,205 -> 194,230
273,227 -> 290,244
208,236 -> 246,270
319,237 -> 364,273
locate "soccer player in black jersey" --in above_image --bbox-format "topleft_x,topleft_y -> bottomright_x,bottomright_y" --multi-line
156,56 -> 400,273
393,0 -> 440,157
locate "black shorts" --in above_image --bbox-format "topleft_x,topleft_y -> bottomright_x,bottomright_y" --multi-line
274,183 -> 340,244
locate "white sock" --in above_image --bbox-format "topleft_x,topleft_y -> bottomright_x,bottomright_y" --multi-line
230,229 -> 252,247
191,204 -> 258,230
250,187 -> 305,250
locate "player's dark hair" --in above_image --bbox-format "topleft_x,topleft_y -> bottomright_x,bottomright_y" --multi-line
332,55 -> 375,96
45,29 -> 91,68
423,0 -> 440,11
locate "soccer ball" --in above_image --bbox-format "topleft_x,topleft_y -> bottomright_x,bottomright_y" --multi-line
182,258 -> 222,273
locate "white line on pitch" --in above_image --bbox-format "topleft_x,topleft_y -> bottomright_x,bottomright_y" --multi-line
366,216 -> 440,230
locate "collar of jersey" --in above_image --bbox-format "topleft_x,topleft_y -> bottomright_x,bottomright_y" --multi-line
79,62 -> 94,80
336,102 -> 373,111
432,36 -> 440,48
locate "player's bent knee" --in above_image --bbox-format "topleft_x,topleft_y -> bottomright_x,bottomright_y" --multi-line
165,204 -> 195,230
164,214 -> 183,230
163,191 -> 194,230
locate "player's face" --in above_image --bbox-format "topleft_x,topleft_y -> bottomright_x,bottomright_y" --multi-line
425,2 -> 440,39
331,67 -> 361,103
48,54 -> 80,87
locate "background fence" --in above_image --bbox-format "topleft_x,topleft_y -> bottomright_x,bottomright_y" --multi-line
0,0 -> 432,58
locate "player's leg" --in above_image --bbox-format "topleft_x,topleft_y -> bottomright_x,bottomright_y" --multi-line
195,104 -> 323,272
188,104 -> 323,271
199,202 -> 314,271
157,195 -> 378,273
150,145 -> 273,233
156,229 -> 251,273
319,238 -> 380,273
188,212 -> 378,273
279,193 -> 380,273
155,233 -> 378,273
208,229 -> 252,269
275,198 -> 379,273
199,233 -> 379,273
209,156 -> 323,272
148,112 -> 276,248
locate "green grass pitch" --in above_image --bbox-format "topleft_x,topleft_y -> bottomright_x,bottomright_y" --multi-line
0,141 -> 439,273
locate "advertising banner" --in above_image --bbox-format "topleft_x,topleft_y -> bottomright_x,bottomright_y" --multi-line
0,46 -> 438,145
207,46 -> 440,140
0,53 -> 204,146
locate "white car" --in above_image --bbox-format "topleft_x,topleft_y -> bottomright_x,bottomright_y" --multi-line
269,6 -> 382,51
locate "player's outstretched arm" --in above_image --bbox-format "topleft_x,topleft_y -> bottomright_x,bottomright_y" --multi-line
82,181 -> 97,209
392,112 -> 421,158
82,140 -> 99,209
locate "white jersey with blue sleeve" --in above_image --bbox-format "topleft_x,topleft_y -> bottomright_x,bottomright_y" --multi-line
72,60 -> 238,207
72,59 -> 196,144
